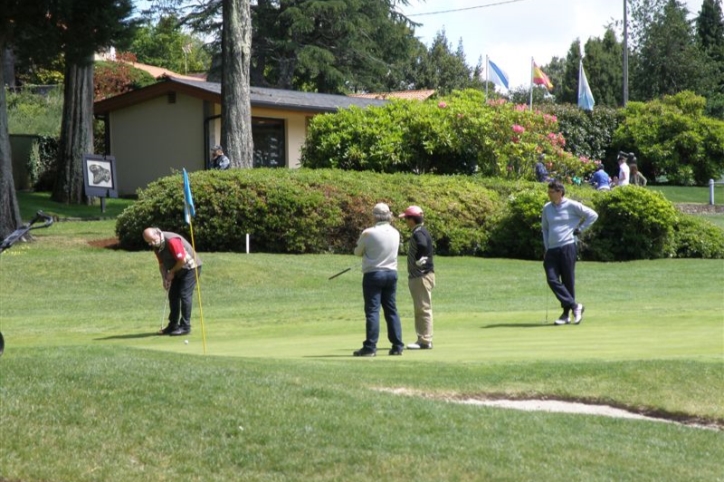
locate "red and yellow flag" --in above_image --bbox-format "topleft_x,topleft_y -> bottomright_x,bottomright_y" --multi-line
533,63 -> 554,91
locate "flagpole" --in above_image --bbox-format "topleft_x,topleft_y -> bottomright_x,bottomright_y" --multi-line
182,169 -> 208,355
188,221 -> 207,355
485,55 -> 489,102
529,57 -> 534,111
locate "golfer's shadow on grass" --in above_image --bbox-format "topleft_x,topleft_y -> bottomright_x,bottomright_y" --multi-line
482,322 -> 552,329
94,332 -> 161,340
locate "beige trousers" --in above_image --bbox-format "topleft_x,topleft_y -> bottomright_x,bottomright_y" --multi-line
408,272 -> 435,344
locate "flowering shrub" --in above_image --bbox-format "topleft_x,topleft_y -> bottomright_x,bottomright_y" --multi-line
302,89 -> 592,181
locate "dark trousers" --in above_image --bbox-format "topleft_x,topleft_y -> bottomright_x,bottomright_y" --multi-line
543,243 -> 576,311
168,267 -> 201,329
362,270 -> 403,351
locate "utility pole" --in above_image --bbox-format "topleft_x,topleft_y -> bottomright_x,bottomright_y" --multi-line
623,0 -> 629,106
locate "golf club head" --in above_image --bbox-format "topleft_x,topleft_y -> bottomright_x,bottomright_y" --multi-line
0,331 -> 4,357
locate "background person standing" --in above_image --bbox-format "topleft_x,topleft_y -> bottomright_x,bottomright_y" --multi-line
630,164 -> 647,186
352,203 -> 404,357
210,145 -> 231,170
541,181 -> 598,325
616,152 -> 630,186
398,205 -> 435,350
143,227 -> 202,336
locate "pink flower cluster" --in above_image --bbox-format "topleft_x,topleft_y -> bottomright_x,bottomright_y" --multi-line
543,114 -> 558,124
511,124 -> 526,143
438,102 -> 447,109
547,132 -> 566,147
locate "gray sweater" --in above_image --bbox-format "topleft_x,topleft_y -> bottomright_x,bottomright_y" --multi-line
541,198 -> 598,250
354,222 -> 400,274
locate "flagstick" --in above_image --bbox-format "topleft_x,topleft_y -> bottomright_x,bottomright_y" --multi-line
188,220 -> 208,355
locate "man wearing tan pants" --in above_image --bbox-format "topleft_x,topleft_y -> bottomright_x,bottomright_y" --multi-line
398,206 -> 435,349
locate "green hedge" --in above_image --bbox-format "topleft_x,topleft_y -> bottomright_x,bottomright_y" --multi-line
115,169 -> 724,260
115,169 -> 501,256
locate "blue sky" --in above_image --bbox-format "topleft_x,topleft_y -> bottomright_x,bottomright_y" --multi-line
399,0 -> 707,90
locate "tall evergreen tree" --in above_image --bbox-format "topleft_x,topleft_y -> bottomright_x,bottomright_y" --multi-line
631,0 -> 713,100
412,31 -> 476,94
583,29 -> 624,107
556,40 -> 582,104
543,56 -> 566,102
696,0 -> 724,57
695,0 -> 724,117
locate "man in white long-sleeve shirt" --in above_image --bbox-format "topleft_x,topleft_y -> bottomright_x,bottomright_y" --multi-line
352,203 -> 404,357
541,181 -> 598,325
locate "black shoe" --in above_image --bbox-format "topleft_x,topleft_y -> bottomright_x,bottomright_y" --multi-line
170,327 -> 191,336
158,325 -> 178,335
353,348 -> 376,357
554,311 -> 570,325
388,347 -> 404,356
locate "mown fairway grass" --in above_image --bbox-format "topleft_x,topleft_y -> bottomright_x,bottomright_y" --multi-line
0,217 -> 722,482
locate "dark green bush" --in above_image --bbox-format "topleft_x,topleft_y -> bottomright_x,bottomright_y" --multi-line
115,169 -> 501,256
588,187 -> 679,261
612,91 -> 724,185
487,189 -> 548,260
31,136 -> 60,191
116,169 -> 719,260
538,104 -> 623,163
485,183 -> 598,260
672,215 -> 724,259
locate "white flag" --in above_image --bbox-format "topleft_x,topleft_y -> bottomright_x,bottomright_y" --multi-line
488,58 -> 510,90
578,60 -> 595,111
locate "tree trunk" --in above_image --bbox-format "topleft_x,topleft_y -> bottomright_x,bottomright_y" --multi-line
0,45 -> 22,239
51,57 -> 94,203
222,0 -> 253,169
2,46 -> 15,88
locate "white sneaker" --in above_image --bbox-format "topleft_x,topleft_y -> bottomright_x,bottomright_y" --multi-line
573,304 -> 585,324
406,341 -> 433,350
554,311 -> 570,325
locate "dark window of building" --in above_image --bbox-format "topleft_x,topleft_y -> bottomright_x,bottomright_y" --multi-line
253,117 -> 285,168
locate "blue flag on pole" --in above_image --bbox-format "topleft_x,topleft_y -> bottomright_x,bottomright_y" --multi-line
183,168 -> 195,224
578,60 -> 595,111
488,59 -> 510,90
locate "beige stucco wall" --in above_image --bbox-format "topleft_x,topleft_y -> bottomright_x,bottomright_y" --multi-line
110,93 -> 205,195
109,94 -> 315,195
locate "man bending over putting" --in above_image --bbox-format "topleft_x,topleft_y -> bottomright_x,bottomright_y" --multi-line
541,181 -> 598,325
143,227 -> 202,336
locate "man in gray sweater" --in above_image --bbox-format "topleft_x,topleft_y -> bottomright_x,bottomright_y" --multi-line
541,181 -> 598,325
352,203 -> 404,356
